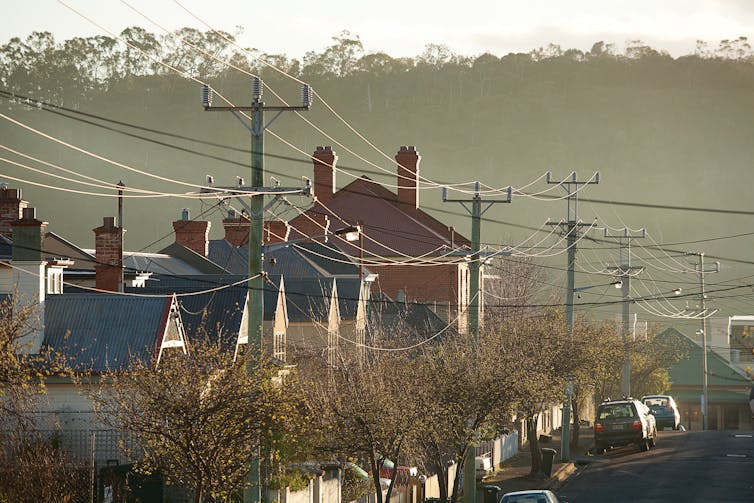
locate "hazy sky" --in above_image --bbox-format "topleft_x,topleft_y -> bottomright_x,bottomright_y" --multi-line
4,0 -> 754,59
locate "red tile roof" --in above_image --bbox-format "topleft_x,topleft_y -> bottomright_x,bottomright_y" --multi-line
289,176 -> 470,258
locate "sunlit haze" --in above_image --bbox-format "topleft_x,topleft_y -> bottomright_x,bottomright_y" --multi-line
5,0 -> 754,59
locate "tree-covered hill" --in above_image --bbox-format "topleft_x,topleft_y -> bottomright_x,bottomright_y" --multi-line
1,29 -> 752,260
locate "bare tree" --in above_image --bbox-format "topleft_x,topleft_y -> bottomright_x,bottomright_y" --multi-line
92,338 -> 308,503
304,348 -> 421,503
412,335 -> 520,503
0,295 -> 85,501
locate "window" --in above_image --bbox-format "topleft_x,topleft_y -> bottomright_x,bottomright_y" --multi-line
46,268 -> 63,294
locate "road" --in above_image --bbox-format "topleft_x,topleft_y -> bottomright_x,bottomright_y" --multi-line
559,429 -> 754,502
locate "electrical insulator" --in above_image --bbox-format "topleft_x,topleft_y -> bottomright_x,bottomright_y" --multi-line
237,176 -> 245,187
301,84 -> 313,107
252,77 -> 263,101
201,85 -> 212,107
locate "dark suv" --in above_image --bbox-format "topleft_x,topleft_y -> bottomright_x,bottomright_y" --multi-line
641,394 -> 681,430
593,398 -> 657,453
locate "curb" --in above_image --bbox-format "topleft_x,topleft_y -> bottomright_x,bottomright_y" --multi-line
544,462 -> 577,491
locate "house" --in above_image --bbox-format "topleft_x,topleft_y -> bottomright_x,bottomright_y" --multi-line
41,292 -> 188,431
285,145 -> 474,333
656,327 -> 752,430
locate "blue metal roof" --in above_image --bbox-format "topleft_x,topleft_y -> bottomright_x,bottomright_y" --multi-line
207,240 -> 249,275
294,242 -> 361,276
127,276 -> 247,349
132,274 -> 279,321
44,294 -> 171,372
335,278 -> 361,321
367,293 -> 455,342
208,239 -> 363,278
283,277 -> 336,323
0,234 -> 12,260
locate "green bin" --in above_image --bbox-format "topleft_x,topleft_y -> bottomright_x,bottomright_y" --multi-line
541,447 -> 557,477
482,484 -> 501,503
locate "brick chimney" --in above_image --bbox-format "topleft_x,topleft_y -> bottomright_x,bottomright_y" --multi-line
173,208 -> 211,257
264,220 -> 290,244
0,187 -> 28,237
223,209 -> 250,247
396,146 -> 421,210
94,216 -> 123,292
11,207 -> 47,354
313,146 -> 337,205
11,207 -> 46,262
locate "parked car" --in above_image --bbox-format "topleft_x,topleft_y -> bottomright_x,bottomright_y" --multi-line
593,398 -> 657,454
499,489 -> 568,503
641,394 -> 681,430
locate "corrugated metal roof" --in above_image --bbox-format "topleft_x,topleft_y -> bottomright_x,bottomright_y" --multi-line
367,292 -> 455,342
207,240 -> 249,275
44,294 -> 170,372
132,273 -> 279,321
77,248 -> 207,275
335,278 -> 361,320
0,234 -> 12,260
123,252 -> 206,275
209,239 -> 359,278
284,277 -> 335,323
658,328 -> 751,387
265,245 -> 324,277
293,242 -> 361,276
127,276 -> 248,349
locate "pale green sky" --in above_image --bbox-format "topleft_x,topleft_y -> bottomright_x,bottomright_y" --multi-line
4,0 -> 753,58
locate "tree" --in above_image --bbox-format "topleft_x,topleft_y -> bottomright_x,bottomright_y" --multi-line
0,295 -> 85,502
92,338 -> 307,503
489,309 -> 572,475
304,349 -> 421,503
564,318 -> 624,449
412,335 -> 520,503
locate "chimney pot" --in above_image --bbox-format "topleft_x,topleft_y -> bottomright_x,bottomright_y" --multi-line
22,207 -> 36,221
182,208 -> 190,221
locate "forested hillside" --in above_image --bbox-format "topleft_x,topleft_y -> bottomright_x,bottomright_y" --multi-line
1,29 -> 752,254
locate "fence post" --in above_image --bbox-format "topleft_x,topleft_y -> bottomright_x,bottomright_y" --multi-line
90,431 -> 96,503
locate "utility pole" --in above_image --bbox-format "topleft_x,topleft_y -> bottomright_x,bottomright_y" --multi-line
603,228 -> 645,398
117,181 -> 125,293
201,77 -> 311,503
687,252 -> 719,430
546,171 -> 599,462
443,181 -> 511,503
